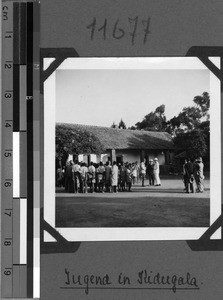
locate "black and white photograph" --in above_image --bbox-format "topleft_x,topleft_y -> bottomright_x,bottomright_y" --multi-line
43,57 -> 221,241
3,1 -> 223,299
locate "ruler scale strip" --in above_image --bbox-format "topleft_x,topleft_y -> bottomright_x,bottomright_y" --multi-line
2,1 -> 13,298
2,1 -> 40,298
13,2 -> 29,298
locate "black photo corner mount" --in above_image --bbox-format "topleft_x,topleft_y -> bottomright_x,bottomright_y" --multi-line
40,208 -> 81,255
40,47 -> 222,254
40,48 -> 79,89
40,48 -> 81,254
186,46 -> 223,251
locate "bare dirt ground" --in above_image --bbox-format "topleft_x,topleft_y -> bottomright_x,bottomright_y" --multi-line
56,176 -> 210,227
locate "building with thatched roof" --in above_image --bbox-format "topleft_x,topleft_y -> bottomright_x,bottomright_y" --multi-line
59,123 -> 174,167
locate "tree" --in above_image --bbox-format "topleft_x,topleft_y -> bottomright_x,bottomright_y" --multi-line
193,92 -> 210,119
128,125 -> 136,130
197,119 -> 210,159
118,119 -> 127,129
135,104 -> 167,131
174,129 -> 207,158
56,124 -> 105,162
111,122 -> 117,128
170,92 -> 210,165
167,92 -> 210,135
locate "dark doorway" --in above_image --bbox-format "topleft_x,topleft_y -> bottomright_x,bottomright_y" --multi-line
116,155 -> 124,164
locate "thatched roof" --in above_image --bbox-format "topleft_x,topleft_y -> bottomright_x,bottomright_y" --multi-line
57,123 -> 174,150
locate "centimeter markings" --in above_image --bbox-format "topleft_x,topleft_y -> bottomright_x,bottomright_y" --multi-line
2,2 -> 40,298
13,2 -> 28,298
2,1 -> 14,298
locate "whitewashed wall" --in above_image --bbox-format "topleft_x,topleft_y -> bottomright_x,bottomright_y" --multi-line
73,150 -> 168,165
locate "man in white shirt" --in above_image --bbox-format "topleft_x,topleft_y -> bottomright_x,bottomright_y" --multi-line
88,162 -> 96,193
80,162 -> 88,193
72,160 -> 81,173
96,162 -> 105,192
72,160 -> 81,193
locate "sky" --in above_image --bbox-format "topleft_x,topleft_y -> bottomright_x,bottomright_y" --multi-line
55,58 -> 210,128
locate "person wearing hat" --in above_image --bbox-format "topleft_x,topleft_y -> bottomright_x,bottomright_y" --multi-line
154,158 -> 161,186
194,157 -> 204,193
147,159 -> 155,186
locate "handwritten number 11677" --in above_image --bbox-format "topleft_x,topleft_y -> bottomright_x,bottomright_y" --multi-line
86,17 -> 151,45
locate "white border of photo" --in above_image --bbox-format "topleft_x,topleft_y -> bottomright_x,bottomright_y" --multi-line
43,57 -> 221,241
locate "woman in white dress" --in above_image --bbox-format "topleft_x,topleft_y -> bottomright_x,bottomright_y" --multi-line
111,161 -> 119,192
154,158 -> 161,186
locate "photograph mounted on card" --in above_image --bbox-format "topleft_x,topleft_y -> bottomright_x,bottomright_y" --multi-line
42,55 -> 221,242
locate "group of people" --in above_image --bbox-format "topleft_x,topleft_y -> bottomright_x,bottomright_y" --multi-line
56,156 -> 206,194
56,157 -> 162,194
183,157 -> 205,193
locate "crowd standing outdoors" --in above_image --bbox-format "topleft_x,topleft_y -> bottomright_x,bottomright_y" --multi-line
56,158 -> 162,194
56,156 -> 205,194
